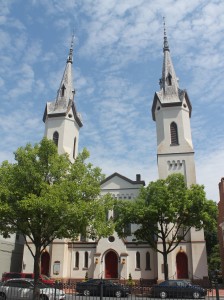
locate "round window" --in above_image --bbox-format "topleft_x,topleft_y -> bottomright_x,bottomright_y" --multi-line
108,236 -> 115,243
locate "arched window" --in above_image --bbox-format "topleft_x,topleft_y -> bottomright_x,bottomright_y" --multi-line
146,252 -> 150,270
84,251 -> 88,268
170,122 -> 179,145
75,252 -> 79,269
136,251 -> 140,269
53,131 -> 59,147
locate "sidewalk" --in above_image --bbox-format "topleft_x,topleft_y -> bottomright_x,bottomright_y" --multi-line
208,289 -> 224,297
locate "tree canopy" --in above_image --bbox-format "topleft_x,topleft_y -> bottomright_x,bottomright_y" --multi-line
0,138 -> 113,298
203,201 -> 220,274
114,173 -> 217,280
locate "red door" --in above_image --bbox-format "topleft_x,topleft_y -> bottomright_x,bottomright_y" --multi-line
105,251 -> 118,279
41,251 -> 50,276
176,252 -> 188,279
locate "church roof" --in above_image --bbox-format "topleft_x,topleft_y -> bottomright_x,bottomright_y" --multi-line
101,172 -> 145,186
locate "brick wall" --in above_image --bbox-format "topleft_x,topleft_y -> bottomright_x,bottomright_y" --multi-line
218,178 -> 224,279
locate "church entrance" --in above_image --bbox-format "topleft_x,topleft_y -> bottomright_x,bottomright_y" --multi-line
176,252 -> 188,279
105,251 -> 118,279
41,251 -> 50,276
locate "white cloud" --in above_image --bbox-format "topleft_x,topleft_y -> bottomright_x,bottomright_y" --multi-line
0,30 -> 11,50
9,64 -> 35,99
196,144 -> 224,202
25,40 -> 43,64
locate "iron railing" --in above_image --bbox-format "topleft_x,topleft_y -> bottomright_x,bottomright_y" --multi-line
0,280 -> 223,300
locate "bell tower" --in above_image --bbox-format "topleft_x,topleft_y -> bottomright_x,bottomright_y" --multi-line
151,19 -> 208,280
43,37 -> 83,163
152,20 -> 196,186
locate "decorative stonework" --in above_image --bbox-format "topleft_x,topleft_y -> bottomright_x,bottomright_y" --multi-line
167,160 -> 184,170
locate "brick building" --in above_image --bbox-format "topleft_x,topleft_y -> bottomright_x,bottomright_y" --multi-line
218,178 -> 224,278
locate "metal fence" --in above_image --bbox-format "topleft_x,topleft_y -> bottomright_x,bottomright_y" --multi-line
60,281 -> 223,300
0,281 -> 223,300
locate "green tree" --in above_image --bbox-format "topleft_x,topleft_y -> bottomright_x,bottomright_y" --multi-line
203,201 -> 220,274
0,138 -> 113,300
208,244 -> 221,273
114,173 -> 216,280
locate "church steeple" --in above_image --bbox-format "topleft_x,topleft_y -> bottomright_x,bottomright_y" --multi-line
151,18 -> 195,186
152,19 -> 192,121
159,18 -> 179,100
54,35 -> 76,113
43,36 -> 82,163
43,36 -> 82,127
151,20 -> 207,283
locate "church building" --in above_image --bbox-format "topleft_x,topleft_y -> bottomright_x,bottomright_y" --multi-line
22,27 -> 208,282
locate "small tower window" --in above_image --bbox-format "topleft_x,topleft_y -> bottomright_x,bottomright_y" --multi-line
136,251 -> 140,269
53,131 -> 59,147
166,73 -> 172,86
61,84 -> 66,97
170,122 -> 179,145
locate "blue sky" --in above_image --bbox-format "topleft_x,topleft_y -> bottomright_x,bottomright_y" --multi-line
0,0 -> 224,202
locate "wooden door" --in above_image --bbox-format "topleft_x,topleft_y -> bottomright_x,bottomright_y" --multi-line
41,251 -> 50,276
105,251 -> 118,279
176,252 -> 188,279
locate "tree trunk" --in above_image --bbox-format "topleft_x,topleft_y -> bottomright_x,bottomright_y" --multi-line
33,245 -> 41,300
162,236 -> 169,280
163,252 -> 169,280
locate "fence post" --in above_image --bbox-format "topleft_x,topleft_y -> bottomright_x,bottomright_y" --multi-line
54,281 -> 57,300
54,284 -> 57,300
215,281 -> 220,300
211,270 -> 220,300
100,280 -> 103,300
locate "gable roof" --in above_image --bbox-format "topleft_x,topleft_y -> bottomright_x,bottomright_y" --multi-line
101,172 -> 145,186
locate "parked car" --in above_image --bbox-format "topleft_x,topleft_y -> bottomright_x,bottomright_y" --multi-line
150,280 -> 207,299
1,272 -> 54,285
76,279 -> 130,297
0,278 -> 65,300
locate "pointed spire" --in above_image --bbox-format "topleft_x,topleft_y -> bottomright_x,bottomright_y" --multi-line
152,19 -> 192,121
159,18 -> 179,101
54,35 -> 75,110
163,17 -> 169,52
67,33 -> 74,64
43,34 -> 83,128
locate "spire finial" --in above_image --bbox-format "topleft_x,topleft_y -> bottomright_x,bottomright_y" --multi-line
163,17 -> 169,52
67,32 -> 74,63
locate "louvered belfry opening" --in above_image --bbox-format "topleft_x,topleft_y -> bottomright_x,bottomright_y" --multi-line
170,122 -> 179,145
